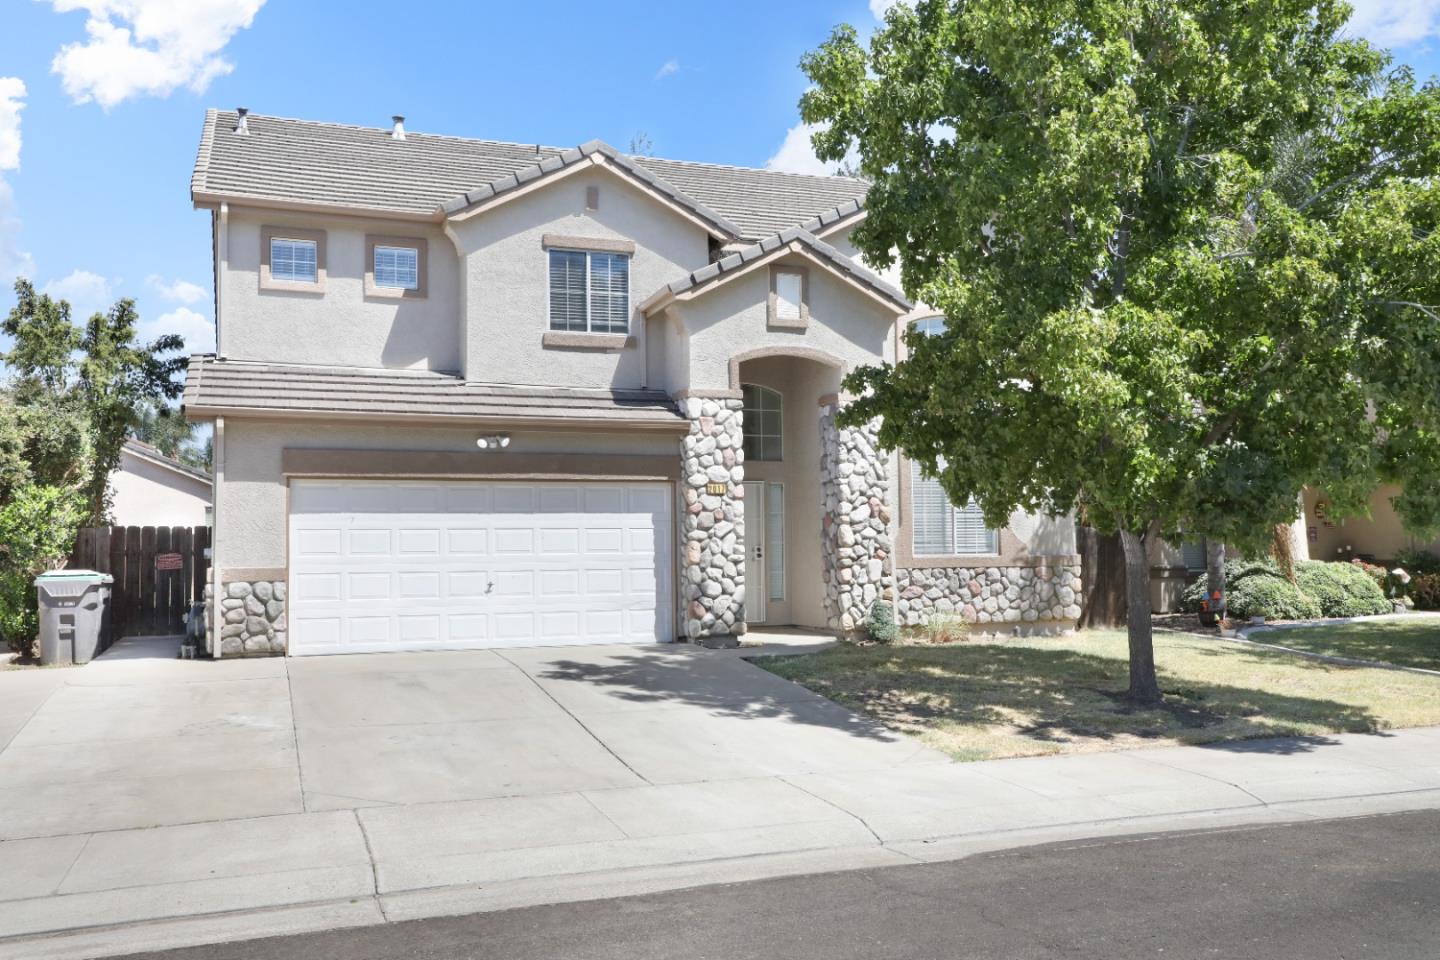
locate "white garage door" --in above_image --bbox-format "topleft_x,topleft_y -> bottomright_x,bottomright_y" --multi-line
287,480 -> 673,655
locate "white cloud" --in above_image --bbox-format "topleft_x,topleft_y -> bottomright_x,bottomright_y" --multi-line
44,0 -> 266,108
144,305 -> 213,353
0,77 -> 32,288
146,273 -> 206,304
655,58 -> 679,80
869,0 -> 900,18
765,122 -> 859,177
42,269 -> 113,317
1347,0 -> 1440,47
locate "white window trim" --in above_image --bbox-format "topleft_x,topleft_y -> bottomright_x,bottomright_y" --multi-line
547,247 -> 632,335
909,460 -> 1000,558
374,245 -> 418,289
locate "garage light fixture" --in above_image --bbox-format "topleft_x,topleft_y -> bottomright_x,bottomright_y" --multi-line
476,434 -> 511,450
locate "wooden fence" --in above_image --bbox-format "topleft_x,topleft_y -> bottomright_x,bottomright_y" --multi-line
71,526 -> 211,639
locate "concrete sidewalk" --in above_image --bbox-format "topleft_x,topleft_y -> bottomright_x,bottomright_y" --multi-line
2,646 -> 1440,960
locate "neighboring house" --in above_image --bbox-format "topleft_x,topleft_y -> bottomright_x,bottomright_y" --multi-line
1304,486 -> 1440,563
183,109 -> 1081,657
109,439 -> 213,527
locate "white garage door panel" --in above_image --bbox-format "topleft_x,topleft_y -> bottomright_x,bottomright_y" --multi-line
287,480 -> 673,655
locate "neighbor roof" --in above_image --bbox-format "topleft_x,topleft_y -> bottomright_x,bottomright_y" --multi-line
122,439 -> 212,482
191,111 -> 869,241
181,356 -> 687,430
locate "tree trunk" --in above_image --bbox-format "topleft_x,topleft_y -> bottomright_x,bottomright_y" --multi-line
1118,526 -> 1162,704
1077,526 -> 1127,628
1201,540 -> 1226,626
1270,523 -> 1296,582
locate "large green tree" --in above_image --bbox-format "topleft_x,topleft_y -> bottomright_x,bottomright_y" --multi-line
801,0 -> 1440,701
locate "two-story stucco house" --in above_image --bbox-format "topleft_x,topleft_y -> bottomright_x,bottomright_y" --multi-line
183,109 -> 1081,657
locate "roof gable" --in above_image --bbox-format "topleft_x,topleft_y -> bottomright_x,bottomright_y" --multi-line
640,227 -> 911,316
440,141 -> 744,241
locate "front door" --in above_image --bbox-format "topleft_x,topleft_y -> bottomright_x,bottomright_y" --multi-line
742,480 -> 766,623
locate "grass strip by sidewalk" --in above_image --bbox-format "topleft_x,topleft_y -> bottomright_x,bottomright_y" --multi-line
756,629 -> 1440,762
1242,616 -> 1440,672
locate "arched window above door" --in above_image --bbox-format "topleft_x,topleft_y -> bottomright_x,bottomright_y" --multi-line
741,384 -> 783,461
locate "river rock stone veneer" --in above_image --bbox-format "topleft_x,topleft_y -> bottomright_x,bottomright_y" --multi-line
820,401 -> 895,634
895,562 -> 1082,630
214,580 -> 287,656
681,396 -> 746,646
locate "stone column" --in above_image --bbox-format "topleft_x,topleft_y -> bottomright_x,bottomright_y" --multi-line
215,579 -> 287,656
820,399 -> 894,634
680,395 -> 746,646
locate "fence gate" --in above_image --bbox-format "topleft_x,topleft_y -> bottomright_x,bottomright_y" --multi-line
71,526 -> 211,638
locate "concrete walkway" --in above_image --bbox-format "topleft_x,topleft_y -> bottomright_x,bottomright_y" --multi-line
1,639 -> 1439,959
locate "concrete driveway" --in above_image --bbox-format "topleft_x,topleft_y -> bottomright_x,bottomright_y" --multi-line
0,636 -> 943,842
5,637 -> 1440,959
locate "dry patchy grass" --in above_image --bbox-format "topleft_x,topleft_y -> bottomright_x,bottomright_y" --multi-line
757,629 -> 1440,762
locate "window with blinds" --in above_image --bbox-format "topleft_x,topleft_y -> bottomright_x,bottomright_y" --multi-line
548,249 -> 629,333
374,245 -> 418,290
910,460 -> 999,556
270,238 -> 318,283
775,271 -> 803,320
741,384 -> 783,461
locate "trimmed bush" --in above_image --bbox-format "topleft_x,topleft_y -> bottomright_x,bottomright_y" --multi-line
865,601 -> 900,644
1181,557 -> 1392,620
1294,560 -> 1390,618
1411,573 -> 1440,611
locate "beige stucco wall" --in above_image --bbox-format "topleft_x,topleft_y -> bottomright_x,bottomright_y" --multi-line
1305,484 -> 1440,562
448,167 -> 712,390
108,451 -> 211,527
674,254 -> 898,394
220,208 -> 461,371
214,418 -> 680,572
736,356 -> 844,629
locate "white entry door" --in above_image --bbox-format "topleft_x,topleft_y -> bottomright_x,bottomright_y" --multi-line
742,480 -> 766,623
287,480 -> 672,655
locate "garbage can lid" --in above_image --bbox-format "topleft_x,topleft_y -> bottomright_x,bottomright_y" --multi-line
34,570 -> 114,599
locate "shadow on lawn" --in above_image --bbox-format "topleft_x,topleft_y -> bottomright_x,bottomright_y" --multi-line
757,643 -> 1385,755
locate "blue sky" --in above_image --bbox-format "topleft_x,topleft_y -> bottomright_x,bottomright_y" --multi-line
1,0 -> 1438,360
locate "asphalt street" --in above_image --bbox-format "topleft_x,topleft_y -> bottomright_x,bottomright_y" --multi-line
120,809 -> 1440,960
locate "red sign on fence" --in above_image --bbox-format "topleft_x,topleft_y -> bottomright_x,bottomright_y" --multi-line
154,553 -> 184,571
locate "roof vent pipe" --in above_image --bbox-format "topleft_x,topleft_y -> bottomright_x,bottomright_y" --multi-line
234,107 -> 249,135
391,115 -> 406,141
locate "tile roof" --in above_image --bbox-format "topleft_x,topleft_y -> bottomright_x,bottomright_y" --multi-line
122,439 -> 212,481
181,357 -> 686,429
440,140 -> 744,240
646,227 -> 910,314
192,111 -> 869,240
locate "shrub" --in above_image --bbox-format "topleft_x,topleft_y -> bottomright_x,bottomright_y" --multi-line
1350,559 -> 1388,591
1411,573 -> 1440,611
865,601 -> 899,644
1395,548 -> 1440,578
924,613 -> 970,644
1179,557 -> 1320,621
0,483 -> 86,656
1295,561 -> 1390,618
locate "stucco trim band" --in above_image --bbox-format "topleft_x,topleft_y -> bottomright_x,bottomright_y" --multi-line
281,448 -> 681,481
221,567 -> 288,582
541,234 -> 636,255
541,332 -> 634,351
183,406 -> 690,433
728,346 -> 847,392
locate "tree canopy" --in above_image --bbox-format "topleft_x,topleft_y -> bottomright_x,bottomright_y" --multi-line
800,0 -> 1440,700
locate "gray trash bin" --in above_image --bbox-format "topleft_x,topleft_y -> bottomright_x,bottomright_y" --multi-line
34,570 -> 114,665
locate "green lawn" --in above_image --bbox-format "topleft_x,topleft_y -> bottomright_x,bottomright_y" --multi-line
756,629 -> 1440,762
1246,615 -> 1440,671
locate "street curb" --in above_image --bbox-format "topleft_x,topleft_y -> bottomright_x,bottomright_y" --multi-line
6,787 -> 1440,960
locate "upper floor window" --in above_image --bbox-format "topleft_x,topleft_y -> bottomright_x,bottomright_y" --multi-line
549,249 -> 630,334
912,315 -> 946,337
768,267 -> 808,328
374,246 -> 418,289
271,237 -> 318,283
365,234 -> 428,299
742,383 -> 783,461
911,459 -> 999,556
261,226 -> 326,292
